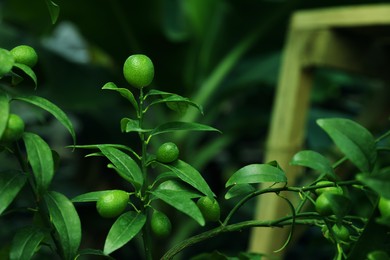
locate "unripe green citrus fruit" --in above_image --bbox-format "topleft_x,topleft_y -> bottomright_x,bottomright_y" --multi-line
315,180 -> 343,196
197,196 -> 220,222
1,114 -> 25,143
123,54 -> 154,89
151,211 -> 172,238
378,196 -> 390,218
96,190 -> 129,218
156,142 -> 179,163
315,193 -> 334,216
10,45 -> 38,67
332,224 -> 350,242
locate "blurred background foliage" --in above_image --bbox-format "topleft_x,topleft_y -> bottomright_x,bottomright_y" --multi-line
1,0 -> 390,258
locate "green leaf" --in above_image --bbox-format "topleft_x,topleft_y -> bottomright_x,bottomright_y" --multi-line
102,82 -> 139,112
71,190 -> 110,203
0,170 -> 27,215
150,121 -> 220,137
44,191 -> 81,260
159,160 -> 214,198
12,63 -> 37,87
0,90 -> 10,138
23,132 -> 54,195
226,164 -> 287,187
104,211 -> 146,255
225,183 -> 255,200
317,118 -> 377,172
0,48 -> 14,78
76,249 -> 115,260
357,167 -> 390,199
151,180 -> 204,226
120,118 -> 151,133
99,146 -> 143,189
290,150 -> 336,180
9,226 -> 46,260
45,0 -> 60,24
13,95 -> 76,144
145,89 -> 203,114
70,144 -> 139,159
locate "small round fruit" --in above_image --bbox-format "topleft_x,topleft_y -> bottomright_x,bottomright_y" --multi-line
197,196 -> 220,222
315,193 -> 334,216
96,190 -> 129,218
378,196 -> 390,218
123,54 -> 154,88
1,114 -> 25,143
315,180 -> 343,196
151,211 -> 172,238
156,142 -> 179,163
332,224 -> 350,242
10,45 -> 38,67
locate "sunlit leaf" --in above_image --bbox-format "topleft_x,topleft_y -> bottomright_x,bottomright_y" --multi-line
44,191 -> 81,260
13,95 -> 76,144
9,226 -> 46,260
0,170 -> 27,215
151,180 -> 204,226
104,211 -> 146,255
23,132 -> 54,195
317,118 -> 377,173
226,164 -> 287,187
71,190 -> 110,203
99,146 -> 143,189
102,82 -> 139,112
290,150 -> 336,180
159,160 -> 214,198
150,121 -> 220,137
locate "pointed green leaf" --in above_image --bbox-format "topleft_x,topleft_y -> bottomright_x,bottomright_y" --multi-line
9,226 -> 46,260
159,160 -> 214,198
44,191 -> 81,260
290,150 -> 336,180
151,180 -> 204,226
104,211 -> 146,255
357,167 -> 390,199
23,132 -> 54,195
150,121 -> 220,137
120,118 -> 151,133
99,146 -> 143,189
45,0 -> 60,24
102,82 -> 139,112
70,144 -> 139,159
76,249 -> 115,260
0,170 -> 27,215
72,190 -> 110,203
317,118 -> 377,172
12,63 -> 37,87
225,183 -> 256,200
226,164 -> 287,187
13,95 -> 76,144
0,48 -> 14,78
0,90 -> 10,138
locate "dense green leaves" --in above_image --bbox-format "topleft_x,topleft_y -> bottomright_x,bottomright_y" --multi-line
44,191 -> 81,260
290,150 -> 336,180
225,164 -> 287,187
23,132 -> 54,195
9,226 -> 46,260
104,211 -> 146,255
0,170 -> 27,215
151,180 -> 204,226
0,90 -> 10,137
160,160 -> 214,198
99,146 -> 143,189
13,95 -> 76,144
357,167 -> 390,199
317,118 -> 377,172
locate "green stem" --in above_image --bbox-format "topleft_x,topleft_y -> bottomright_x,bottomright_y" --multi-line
138,87 -> 153,260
